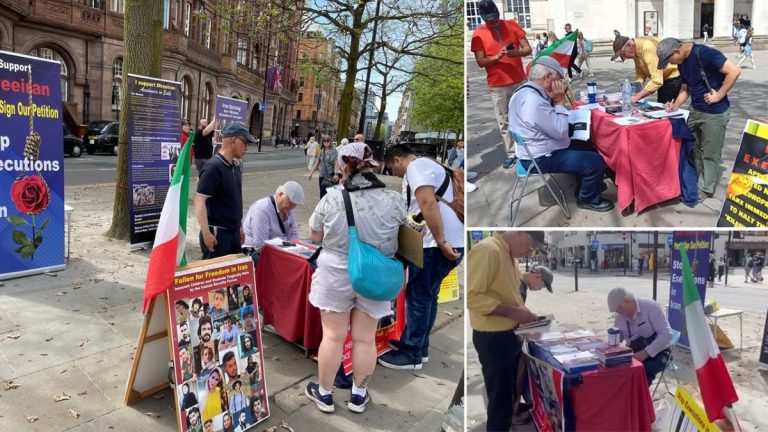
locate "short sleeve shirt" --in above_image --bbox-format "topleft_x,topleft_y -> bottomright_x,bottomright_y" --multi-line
317,147 -> 338,177
197,154 -> 243,230
678,44 -> 729,114
193,128 -> 214,159
402,158 -> 465,248
471,20 -> 527,87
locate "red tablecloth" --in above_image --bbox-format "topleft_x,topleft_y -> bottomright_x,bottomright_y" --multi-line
591,109 -> 681,213
254,244 -> 323,350
568,359 -> 656,431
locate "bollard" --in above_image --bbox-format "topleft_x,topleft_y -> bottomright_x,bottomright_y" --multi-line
574,259 -> 580,292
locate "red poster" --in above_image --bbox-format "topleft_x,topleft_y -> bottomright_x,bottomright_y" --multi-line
168,257 -> 269,432
527,355 -> 566,432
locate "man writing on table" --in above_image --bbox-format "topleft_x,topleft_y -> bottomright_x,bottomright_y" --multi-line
241,181 -> 304,263
607,287 -> 673,386
657,38 -> 741,202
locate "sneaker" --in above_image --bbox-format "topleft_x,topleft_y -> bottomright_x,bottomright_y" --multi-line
305,382 -> 334,413
467,171 -> 478,181
377,349 -> 422,370
467,182 -> 478,193
502,156 -> 517,169
387,340 -> 429,363
334,366 -> 353,390
347,391 -> 371,413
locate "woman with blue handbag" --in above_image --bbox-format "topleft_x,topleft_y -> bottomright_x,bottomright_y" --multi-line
304,142 -> 405,414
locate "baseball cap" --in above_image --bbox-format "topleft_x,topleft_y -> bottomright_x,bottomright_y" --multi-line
526,231 -> 546,247
221,122 -> 257,143
532,56 -> 565,78
657,38 -> 682,69
279,181 -> 304,206
607,287 -> 630,312
531,265 -> 553,293
613,35 -> 630,60
477,0 -> 500,21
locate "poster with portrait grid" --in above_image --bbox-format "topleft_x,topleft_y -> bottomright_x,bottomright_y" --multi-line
167,256 -> 268,432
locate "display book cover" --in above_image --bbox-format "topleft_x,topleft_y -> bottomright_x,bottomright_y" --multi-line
552,351 -> 600,373
517,314 -> 555,330
594,344 -> 633,366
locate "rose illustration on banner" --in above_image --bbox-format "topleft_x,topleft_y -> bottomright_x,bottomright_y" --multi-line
8,175 -> 52,260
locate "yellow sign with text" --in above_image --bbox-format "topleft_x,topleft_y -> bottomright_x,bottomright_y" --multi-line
438,268 -> 460,303
674,384 -> 720,432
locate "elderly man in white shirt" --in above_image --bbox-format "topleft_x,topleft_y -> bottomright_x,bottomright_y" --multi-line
508,56 -> 614,212
241,181 -> 304,262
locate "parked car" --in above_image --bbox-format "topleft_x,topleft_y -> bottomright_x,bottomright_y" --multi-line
85,121 -> 119,155
63,126 -> 83,157
83,120 -> 111,140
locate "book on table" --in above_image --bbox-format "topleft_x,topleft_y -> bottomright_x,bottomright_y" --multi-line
517,314 -> 555,330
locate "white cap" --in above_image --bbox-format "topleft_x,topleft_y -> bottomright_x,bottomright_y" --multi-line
279,181 -> 304,206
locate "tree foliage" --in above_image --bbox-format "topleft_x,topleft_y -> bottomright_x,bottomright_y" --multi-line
409,11 -> 463,136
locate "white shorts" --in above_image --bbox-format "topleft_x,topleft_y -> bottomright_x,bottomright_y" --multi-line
308,249 -> 393,320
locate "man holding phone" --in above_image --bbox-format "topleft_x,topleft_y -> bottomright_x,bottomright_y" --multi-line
657,38 -> 740,202
471,0 -> 532,169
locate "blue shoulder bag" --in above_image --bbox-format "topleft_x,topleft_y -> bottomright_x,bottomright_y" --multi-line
342,188 -> 404,301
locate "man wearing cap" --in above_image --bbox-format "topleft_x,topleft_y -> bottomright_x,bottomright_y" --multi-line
193,116 -> 217,176
607,287 -> 673,386
195,122 -> 256,259
618,37 -> 682,104
657,38 -> 740,201
241,181 -> 304,263
379,144 -> 464,371
611,31 -> 629,62
467,231 -> 543,431
471,0 -> 532,169
509,57 -> 614,212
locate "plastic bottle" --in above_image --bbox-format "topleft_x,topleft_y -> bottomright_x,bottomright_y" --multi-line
621,79 -> 633,117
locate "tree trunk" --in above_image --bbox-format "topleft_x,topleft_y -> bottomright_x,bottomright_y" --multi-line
106,0 -> 164,240
374,73 -> 388,141
336,2 -> 365,139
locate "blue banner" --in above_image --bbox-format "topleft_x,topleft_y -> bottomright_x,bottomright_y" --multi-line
126,74 -> 181,246
668,231 -> 712,347
0,50 -> 65,279
213,96 -> 249,149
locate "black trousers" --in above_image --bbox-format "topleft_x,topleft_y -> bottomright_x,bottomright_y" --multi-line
657,76 -> 683,104
200,226 -> 241,259
473,329 -> 522,432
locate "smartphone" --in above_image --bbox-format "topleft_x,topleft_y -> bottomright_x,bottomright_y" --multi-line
506,42 -> 515,51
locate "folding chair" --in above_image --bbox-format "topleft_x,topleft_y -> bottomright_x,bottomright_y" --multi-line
652,329 -> 682,398
508,131 -> 571,226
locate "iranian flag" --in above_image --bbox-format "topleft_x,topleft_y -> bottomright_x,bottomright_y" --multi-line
526,29 -> 578,75
142,132 -> 194,313
679,243 -> 739,422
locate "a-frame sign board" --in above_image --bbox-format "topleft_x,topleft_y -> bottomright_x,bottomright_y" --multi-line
125,255 -> 270,432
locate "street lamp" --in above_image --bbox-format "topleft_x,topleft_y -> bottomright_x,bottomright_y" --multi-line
314,92 -> 322,137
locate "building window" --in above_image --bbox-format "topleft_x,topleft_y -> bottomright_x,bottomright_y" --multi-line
205,17 -> 212,48
184,2 -> 191,36
112,58 -> 123,111
28,47 -> 68,101
505,0 -> 531,29
299,76 -> 304,87
163,0 -> 170,28
173,0 -> 179,28
466,1 -> 482,30
110,0 -> 124,13
251,43 -> 260,71
90,0 -> 102,9
202,83 -> 213,120
236,38 -> 247,65
311,111 -> 317,121
295,110 -> 301,120
298,93 -> 303,102
181,77 -> 192,121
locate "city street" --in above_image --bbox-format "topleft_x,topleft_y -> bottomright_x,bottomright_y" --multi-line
466,46 -> 768,227
466,266 -> 768,431
63,146 -> 307,186
0,167 -> 464,431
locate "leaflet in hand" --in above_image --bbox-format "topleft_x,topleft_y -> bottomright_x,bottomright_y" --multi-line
518,313 -> 555,330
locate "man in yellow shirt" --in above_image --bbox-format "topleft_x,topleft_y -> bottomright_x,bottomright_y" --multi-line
619,37 -> 682,104
468,231 -> 543,431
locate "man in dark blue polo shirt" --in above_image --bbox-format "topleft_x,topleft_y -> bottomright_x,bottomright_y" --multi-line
657,38 -> 741,202
194,122 -> 255,259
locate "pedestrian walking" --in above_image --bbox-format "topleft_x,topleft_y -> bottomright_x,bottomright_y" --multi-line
702,23 -> 710,44
533,33 -> 545,57
658,38 -> 741,201
738,25 -> 748,57
707,255 -> 716,287
737,28 -> 756,69
745,254 -> 754,283
564,24 -> 583,80
470,0 -> 533,170
307,135 -> 341,198
305,135 -> 320,171
717,257 -> 725,282
753,252 -> 765,282
576,32 -> 594,78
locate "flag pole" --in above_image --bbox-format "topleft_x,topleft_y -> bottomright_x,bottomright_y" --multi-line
722,405 -> 743,432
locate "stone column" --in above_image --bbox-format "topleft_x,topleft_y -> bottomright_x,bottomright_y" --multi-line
713,0 -> 735,39
663,0 -> 696,39
752,0 -> 768,36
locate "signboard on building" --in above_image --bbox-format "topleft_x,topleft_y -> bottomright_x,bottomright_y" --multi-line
717,120 -> 768,228
0,50 -> 65,280
668,231 -> 712,348
126,74 -> 182,247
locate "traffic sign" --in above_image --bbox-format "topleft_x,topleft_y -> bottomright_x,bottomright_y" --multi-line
667,235 -> 674,246
592,240 -> 599,249
259,102 -> 266,112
